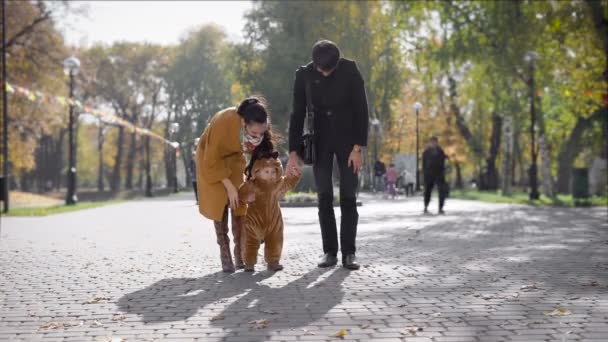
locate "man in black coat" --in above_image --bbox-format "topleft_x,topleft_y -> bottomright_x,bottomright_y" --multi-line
286,40 -> 369,270
422,136 -> 448,215
373,160 -> 386,193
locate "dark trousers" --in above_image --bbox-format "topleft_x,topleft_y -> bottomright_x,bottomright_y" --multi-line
405,183 -> 414,197
313,141 -> 359,259
424,174 -> 447,210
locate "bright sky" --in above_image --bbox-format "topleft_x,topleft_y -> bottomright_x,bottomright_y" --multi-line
60,1 -> 253,47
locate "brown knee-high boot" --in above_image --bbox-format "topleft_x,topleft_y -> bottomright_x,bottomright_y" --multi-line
231,213 -> 244,269
214,207 -> 235,273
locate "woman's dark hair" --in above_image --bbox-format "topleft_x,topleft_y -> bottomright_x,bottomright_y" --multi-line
312,40 -> 341,71
244,130 -> 278,180
237,96 -> 269,125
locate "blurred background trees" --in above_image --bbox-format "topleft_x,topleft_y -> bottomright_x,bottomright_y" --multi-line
2,0 -> 606,197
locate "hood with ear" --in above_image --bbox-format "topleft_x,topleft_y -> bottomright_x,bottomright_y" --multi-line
251,154 -> 283,178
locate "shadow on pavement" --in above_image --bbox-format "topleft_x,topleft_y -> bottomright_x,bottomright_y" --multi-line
211,267 -> 350,341
116,271 -> 273,323
117,266 -> 350,340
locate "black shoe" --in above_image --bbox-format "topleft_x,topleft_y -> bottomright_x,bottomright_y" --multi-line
317,254 -> 338,268
342,254 -> 360,270
438,209 -> 445,215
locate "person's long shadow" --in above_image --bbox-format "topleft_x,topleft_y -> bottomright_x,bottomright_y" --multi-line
212,267 -> 351,341
117,267 -> 350,332
116,271 -> 273,323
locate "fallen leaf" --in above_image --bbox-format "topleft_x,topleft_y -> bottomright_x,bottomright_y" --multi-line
521,284 -> 539,291
302,328 -> 315,335
39,320 -> 83,330
248,319 -> 269,329
65,321 -> 84,328
101,338 -> 125,342
544,308 -> 573,316
566,331 -> 573,335
403,326 -> 424,335
360,324 -> 370,329
85,294 -> 111,304
397,304 -> 407,308
512,293 -> 520,298
431,312 -> 442,317
332,329 -> 346,339
91,320 -> 103,327
39,322 -> 63,330
111,313 -> 126,321
568,296 -> 580,301
261,309 -> 278,315
210,314 -> 225,321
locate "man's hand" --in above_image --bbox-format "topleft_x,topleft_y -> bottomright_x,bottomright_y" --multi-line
285,152 -> 302,177
348,145 -> 363,174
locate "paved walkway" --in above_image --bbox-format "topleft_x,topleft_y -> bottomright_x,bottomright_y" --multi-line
0,194 -> 607,341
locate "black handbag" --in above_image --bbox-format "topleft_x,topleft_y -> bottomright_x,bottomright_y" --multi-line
299,72 -> 316,165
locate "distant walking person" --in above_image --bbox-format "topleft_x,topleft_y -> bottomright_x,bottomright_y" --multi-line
422,136 -> 448,214
385,163 -> 398,199
373,160 -> 386,193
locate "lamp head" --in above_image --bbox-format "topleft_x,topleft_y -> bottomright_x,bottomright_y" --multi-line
63,56 -> 81,75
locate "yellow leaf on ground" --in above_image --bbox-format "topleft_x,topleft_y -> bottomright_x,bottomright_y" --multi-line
332,329 -> 346,338
544,307 -> 573,316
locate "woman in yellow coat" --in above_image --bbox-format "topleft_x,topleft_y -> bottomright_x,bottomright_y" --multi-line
196,97 -> 274,273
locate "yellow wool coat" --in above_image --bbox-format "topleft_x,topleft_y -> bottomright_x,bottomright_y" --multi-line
196,108 -> 247,222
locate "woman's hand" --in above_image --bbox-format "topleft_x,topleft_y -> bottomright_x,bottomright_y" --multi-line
222,179 -> 239,209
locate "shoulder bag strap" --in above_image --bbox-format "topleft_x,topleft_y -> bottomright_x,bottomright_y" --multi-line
303,70 -> 314,134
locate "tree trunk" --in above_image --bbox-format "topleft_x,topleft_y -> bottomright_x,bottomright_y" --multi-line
501,116 -> 513,195
125,131 -> 136,189
97,125 -> 104,192
110,126 -> 124,193
164,114 -> 174,188
483,111 -> 502,190
447,76 -> 484,159
585,0 -> 608,160
145,136 -> 152,197
454,162 -> 463,189
556,107 -> 606,193
136,141 -> 144,190
55,129 -> 65,191
537,96 -> 555,198
538,134 -> 555,198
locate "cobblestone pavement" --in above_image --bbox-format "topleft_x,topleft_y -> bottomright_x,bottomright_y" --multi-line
0,193 -> 607,342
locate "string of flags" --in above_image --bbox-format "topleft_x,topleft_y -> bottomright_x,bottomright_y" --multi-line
5,82 -> 178,149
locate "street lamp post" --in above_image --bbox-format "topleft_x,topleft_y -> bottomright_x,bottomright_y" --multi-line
169,122 -> 180,193
414,102 -> 422,192
525,51 -> 540,200
63,56 -> 80,205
